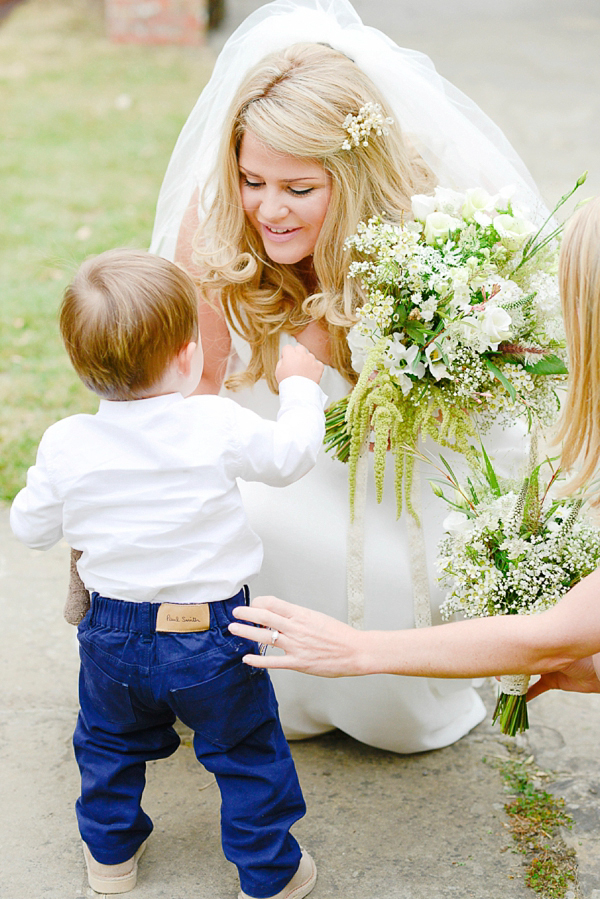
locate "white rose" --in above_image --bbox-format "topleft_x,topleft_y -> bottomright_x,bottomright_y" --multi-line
473,209 -> 493,227
443,511 -> 470,534
460,304 -> 512,351
411,193 -> 438,222
493,213 -> 536,250
462,187 -> 498,222
432,186 -> 465,216
480,304 -> 512,349
424,211 -> 461,245
458,314 -> 487,350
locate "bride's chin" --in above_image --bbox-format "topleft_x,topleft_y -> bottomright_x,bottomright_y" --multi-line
262,245 -> 309,267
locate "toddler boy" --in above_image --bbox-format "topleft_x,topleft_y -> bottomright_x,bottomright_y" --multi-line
10,249 -> 324,899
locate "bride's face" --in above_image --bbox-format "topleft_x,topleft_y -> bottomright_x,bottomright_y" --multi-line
238,130 -> 332,266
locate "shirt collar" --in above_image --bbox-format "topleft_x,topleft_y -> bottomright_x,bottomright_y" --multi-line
97,392 -> 186,417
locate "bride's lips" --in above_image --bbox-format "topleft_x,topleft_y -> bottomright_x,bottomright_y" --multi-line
259,223 -> 302,243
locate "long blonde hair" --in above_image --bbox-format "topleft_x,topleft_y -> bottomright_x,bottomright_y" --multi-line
554,196 -> 600,498
194,42 -> 433,392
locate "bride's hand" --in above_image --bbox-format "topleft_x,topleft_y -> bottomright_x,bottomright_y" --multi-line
229,595 -> 366,677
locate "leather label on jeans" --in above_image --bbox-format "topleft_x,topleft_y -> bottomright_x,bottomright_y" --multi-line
156,603 -> 211,633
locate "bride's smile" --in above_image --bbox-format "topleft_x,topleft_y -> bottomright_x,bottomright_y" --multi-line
238,130 -> 331,265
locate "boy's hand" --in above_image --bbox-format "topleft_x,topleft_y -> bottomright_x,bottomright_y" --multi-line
275,344 -> 324,384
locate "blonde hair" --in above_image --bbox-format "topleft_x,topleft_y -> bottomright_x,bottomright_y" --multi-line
60,249 -> 198,400
554,196 -> 600,499
194,42 -> 434,392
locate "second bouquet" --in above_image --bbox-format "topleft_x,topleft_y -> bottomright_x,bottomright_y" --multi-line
433,449 -> 600,734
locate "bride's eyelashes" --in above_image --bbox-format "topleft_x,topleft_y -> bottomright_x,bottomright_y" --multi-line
241,177 -> 263,189
240,176 -> 315,197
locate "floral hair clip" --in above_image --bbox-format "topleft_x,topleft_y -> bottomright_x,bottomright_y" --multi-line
342,102 -> 394,150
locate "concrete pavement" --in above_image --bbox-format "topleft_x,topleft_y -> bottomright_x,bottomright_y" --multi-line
2,1 -> 600,897
3,507 -> 600,899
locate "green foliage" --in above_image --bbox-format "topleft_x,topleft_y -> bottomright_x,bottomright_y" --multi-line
494,756 -> 577,898
525,354 -> 569,376
327,339 -> 479,520
0,0 -> 215,500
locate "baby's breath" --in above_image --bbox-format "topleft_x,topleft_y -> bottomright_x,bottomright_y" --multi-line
437,467 -> 600,623
326,183 -> 570,514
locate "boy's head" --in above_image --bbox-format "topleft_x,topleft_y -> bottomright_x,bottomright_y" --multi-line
60,249 -> 199,400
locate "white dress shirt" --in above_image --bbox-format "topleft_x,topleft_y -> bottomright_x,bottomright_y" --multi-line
10,377 -> 326,604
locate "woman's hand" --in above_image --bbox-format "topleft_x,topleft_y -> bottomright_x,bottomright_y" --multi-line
229,595 -> 366,677
527,654 -> 600,700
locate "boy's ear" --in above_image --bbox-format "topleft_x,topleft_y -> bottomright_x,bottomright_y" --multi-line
177,341 -> 197,376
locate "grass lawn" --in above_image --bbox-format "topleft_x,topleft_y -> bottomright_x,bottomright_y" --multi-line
0,0 -> 215,500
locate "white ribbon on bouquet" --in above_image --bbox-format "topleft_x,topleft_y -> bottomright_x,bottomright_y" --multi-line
346,441 -> 432,630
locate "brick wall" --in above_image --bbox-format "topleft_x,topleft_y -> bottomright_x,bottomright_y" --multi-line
105,0 -> 207,45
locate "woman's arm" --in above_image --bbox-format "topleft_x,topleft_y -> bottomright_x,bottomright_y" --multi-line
175,191 -> 231,395
228,567 -> 600,692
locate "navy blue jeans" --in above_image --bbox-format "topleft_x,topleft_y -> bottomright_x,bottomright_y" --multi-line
74,590 -> 305,898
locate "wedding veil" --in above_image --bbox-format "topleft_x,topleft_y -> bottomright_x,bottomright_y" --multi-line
150,0 -> 546,260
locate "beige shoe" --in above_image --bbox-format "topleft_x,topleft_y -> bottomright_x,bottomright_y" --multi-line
238,850 -> 317,899
82,840 -> 146,894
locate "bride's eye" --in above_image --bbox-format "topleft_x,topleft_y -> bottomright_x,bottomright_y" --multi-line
241,177 -> 263,189
288,187 -> 314,196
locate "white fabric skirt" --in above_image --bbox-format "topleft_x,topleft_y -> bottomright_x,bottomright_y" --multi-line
227,333 -> 527,753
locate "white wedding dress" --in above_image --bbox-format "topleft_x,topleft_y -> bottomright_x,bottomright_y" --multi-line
223,328 -> 528,754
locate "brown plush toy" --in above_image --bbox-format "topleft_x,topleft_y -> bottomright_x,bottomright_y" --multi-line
64,548 -> 90,625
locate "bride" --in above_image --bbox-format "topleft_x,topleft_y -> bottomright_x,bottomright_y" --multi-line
150,0 -> 548,753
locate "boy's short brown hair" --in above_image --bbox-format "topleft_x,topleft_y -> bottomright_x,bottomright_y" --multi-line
60,249 -> 199,400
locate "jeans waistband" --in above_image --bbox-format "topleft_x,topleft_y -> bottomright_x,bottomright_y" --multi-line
88,587 -> 249,636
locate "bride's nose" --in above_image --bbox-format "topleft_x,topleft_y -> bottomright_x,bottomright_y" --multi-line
259,190 -> 290,221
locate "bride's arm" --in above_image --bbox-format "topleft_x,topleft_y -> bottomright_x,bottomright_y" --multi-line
175,191 -> 232,395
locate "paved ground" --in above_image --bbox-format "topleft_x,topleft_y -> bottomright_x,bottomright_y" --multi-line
2,2 -> 600,898
2,505 -> 600,899
3,509 -> 600,899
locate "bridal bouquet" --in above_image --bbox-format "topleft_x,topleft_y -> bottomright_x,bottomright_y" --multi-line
325,178 -> 586,516
434,449 -> 600,735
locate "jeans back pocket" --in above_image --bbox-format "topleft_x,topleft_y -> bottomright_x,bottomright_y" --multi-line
170,662 -> 269,750
79,647 -> 138,727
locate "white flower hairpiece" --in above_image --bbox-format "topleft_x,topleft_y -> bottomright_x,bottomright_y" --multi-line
342,102 -> 394,150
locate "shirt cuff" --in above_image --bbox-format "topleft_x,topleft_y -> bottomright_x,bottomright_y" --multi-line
278,375 -> 328,409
